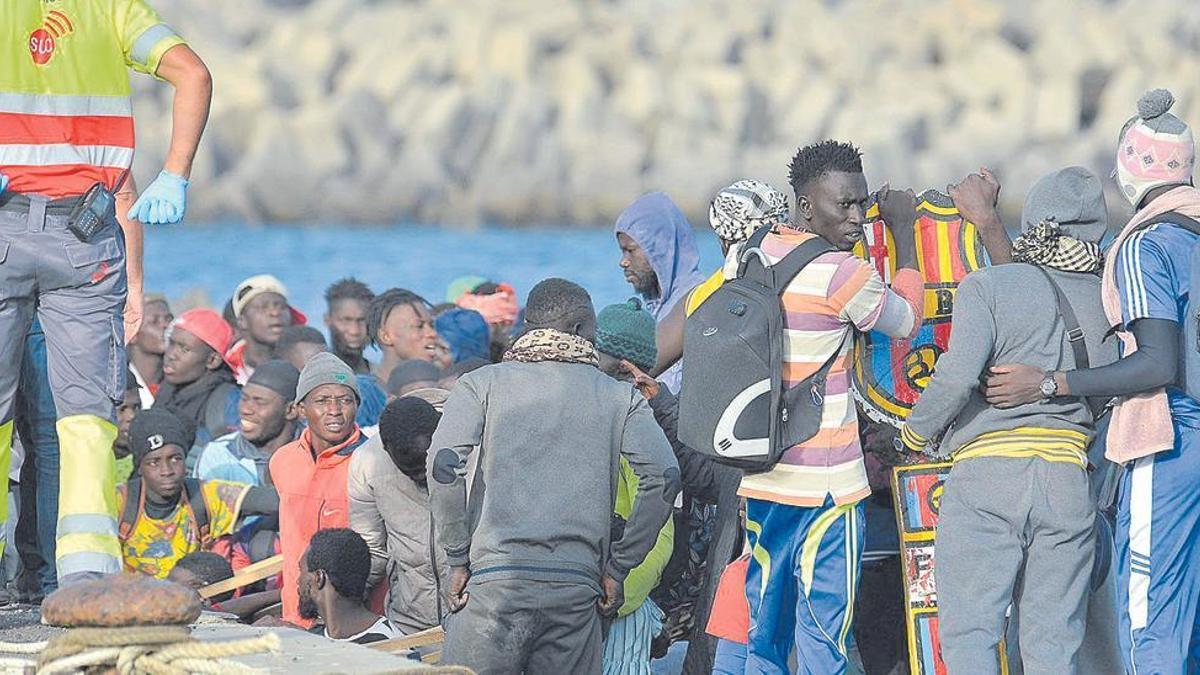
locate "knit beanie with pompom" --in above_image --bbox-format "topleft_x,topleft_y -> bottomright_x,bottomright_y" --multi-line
1115,88 -> 1195,207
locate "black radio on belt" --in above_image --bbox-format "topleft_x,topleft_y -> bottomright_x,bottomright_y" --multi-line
66,182 -> 115,242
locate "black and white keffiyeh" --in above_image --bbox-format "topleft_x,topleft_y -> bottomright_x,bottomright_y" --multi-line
1011,220 -> 1103,273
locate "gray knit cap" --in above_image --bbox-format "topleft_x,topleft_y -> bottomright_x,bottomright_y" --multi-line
296,352 -> 359,403
1020,166 -> 1108,244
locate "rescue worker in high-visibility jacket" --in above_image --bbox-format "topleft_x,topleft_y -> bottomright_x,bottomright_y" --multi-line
0,0 -> 212,584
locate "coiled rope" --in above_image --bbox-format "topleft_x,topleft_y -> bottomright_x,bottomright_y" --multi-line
0,625 -> 280,674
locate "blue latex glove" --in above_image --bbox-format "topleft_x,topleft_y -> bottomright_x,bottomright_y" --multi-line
128,170 -> 189,224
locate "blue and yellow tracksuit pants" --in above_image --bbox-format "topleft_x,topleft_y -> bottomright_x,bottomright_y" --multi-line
744,495 -> 864,674
0,194 -> 123,582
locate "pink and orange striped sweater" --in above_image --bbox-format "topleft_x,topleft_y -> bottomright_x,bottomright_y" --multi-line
732,229 -> 923,507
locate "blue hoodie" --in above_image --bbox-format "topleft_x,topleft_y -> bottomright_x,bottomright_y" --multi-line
614,192 -> 706,392
436,308 -> 491,363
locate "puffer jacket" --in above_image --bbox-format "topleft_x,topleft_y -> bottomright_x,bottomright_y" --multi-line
348,435 -> 447,634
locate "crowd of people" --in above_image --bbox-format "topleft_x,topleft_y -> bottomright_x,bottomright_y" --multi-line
2,1 -> 1199,673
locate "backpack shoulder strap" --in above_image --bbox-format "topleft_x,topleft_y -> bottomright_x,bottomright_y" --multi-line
1031,265 -> 1089,370
735,225 -> 775,280
183,477 -> 211,542
1155,211 -> 1200,234
767,237 -> 835,295
118,478 -> 142,540
1134,211 -> 1200,236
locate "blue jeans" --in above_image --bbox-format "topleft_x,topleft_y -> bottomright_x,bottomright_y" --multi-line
14,321 -> 59,593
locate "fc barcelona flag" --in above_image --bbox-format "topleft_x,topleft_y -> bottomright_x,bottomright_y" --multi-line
851,190 -> 989,428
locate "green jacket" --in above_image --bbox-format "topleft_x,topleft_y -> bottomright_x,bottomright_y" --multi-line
616,456 -> 675,617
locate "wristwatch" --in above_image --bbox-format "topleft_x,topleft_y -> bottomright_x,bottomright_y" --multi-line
1039,373 -> 1058,400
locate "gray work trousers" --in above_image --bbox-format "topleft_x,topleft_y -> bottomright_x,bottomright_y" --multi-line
441,577 -> 604,674
936,456 -> 1094,675
0,193 -> 126,579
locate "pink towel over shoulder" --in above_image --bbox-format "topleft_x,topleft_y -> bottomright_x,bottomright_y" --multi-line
1101,186 -> 1200,463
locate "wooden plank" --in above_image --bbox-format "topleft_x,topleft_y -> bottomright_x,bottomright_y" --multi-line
199,555 -> 284,599
369,626 -> 445,653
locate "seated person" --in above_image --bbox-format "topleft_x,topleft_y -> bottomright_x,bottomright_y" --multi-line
154,308 -> 241,455
169,551 -> 283,622
227,274 -> 308,385
114,371 -> 143,483
385,360 -> 442,399
299,528 -> 403,644
193,360 -> 300,573
273,325 -> 327,371
119,409 -> 280,579
272,353 -> 368,626
275,326 -> 387,430
194,360 -> 301,486
349,396 -> 446,634
168,550 -> 235,603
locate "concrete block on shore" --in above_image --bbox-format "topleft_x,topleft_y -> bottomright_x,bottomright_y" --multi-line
134,0 -> 1199,226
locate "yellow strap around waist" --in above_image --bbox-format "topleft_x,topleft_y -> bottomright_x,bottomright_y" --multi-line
952,427 -> 1089,468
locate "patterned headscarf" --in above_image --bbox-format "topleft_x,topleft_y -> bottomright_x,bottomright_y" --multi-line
503,328 -> 598,367
708,179 -> 790,244
1011,220 -> 1103,274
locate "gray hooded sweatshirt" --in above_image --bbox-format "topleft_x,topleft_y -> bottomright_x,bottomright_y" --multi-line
428,360 -> 679,590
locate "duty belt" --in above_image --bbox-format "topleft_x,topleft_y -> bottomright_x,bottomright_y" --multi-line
0,192 -> 83,231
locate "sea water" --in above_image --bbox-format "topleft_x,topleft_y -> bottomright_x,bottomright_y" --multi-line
145,222 -> 724,321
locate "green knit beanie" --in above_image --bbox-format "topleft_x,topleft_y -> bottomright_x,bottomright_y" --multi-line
595,298 -> 657,371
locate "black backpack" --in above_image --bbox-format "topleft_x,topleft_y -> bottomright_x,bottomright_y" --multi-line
678,226 -> 838,472
119,476 -> 211,544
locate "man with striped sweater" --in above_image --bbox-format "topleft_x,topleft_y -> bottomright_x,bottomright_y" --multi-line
0,0 -> 211,584
736,141 -> 924,674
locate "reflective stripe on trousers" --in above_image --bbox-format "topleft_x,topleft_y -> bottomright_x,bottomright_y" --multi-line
0,423 -> 12,563
54,414 -> 120,577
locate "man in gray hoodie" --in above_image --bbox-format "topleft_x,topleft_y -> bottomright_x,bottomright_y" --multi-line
428,278 -> 679,674
898,167 -> 1118,674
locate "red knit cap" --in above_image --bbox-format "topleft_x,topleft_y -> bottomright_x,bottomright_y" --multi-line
170,308 -> 234,356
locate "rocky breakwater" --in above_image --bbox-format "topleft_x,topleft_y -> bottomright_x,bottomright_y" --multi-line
132,0 -> 1200,225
